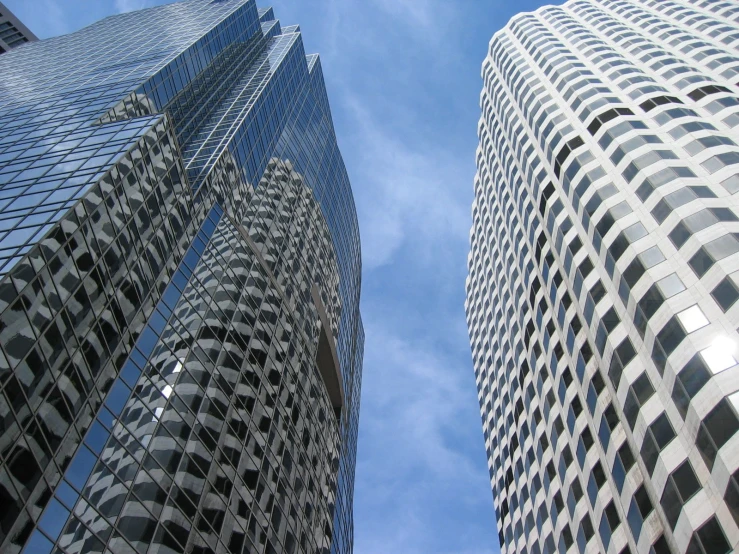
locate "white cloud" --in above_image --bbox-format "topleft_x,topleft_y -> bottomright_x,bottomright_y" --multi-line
114,0 -> 151,13
263,1 -> 495,551
343,95 -> 472,270
354,318 -> 495,554
32,0 -> 70,37
274,0 -> 471,271
369,0 -> 448,32
361,326 -> 470,465
282,0 -> 454,63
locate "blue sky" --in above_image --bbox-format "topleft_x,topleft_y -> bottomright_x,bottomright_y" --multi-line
8,0 -> 557,552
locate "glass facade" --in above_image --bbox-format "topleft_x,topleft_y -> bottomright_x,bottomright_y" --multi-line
0,2 -> 364,554
467,1 -> 739,554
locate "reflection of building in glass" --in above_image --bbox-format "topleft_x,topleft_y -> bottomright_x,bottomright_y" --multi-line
0,1 -> 36,54
467,3 -> 739,554
0,2 -> 364,554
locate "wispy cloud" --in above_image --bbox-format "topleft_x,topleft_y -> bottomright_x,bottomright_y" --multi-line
355,318 -> 494,554
25,0 -> 71,37
280,0 -> 472,271
114,0 -> 151,14
343,95 -> 471,270
359,323 -> 480,477
285,0 -> 455,63
369,0 -> 452,33
281,0 -> 496,551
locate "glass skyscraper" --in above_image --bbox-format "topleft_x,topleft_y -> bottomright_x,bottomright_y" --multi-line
466,1 -> 739,554
0,1 -> 364,554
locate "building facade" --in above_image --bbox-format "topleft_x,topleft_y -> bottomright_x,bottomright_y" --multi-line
466,2 -> 739,554
0,1 -> 36,54
0,2 -> 364,554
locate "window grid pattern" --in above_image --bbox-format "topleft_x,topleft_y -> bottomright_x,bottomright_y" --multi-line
467,1 -> 739,554
0,2 -> 364,554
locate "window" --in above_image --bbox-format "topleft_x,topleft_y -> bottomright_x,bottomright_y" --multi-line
577,514 -> 594,552
578,427 -> 594,467
685,516 -> 731,554
655,316 -> 686,359
660,460 -> 701,528
624,372 -> 655,428
641,413 -> 676,474
722,174 -> 739,194
612,442 -> 635,491
650,535 -> 671,554
640,95 -> 682,111
627,485 -> 653,538
559,525 -> 574,552
696,399 -> 739,468
598,403 -> 619,448
657,273 -> 685,298
672,354 -> 712,418
599,500 -> 621,548
636,287 -> 664,333
587,461 -> 607,505
700,336 -> 738,374
568,478 -> 584,515
702,152 -> 739,174
724,467 -> 739,526
587,107 -> 635,135
712,278 -> 739,312
688,84 -> 731,101
677,305 -> 709,333
689,247 -> 714,277
684,135 -> 736,156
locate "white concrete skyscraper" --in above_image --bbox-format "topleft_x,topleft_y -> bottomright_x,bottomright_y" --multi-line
466,2 -> 739,554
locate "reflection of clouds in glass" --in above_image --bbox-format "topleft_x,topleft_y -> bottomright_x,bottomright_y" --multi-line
0,3 -> 363,553
58,155 -> 346,554
703,336 -> 738,375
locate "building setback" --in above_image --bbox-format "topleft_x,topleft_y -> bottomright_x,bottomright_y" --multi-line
466,1 -> 739,554
0,1 -> 364,553
0,1 -> 36,53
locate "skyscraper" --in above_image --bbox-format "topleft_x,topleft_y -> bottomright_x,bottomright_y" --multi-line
0,1 -> 37,54
0,2 -> 364,554
466,2 -> 739,554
